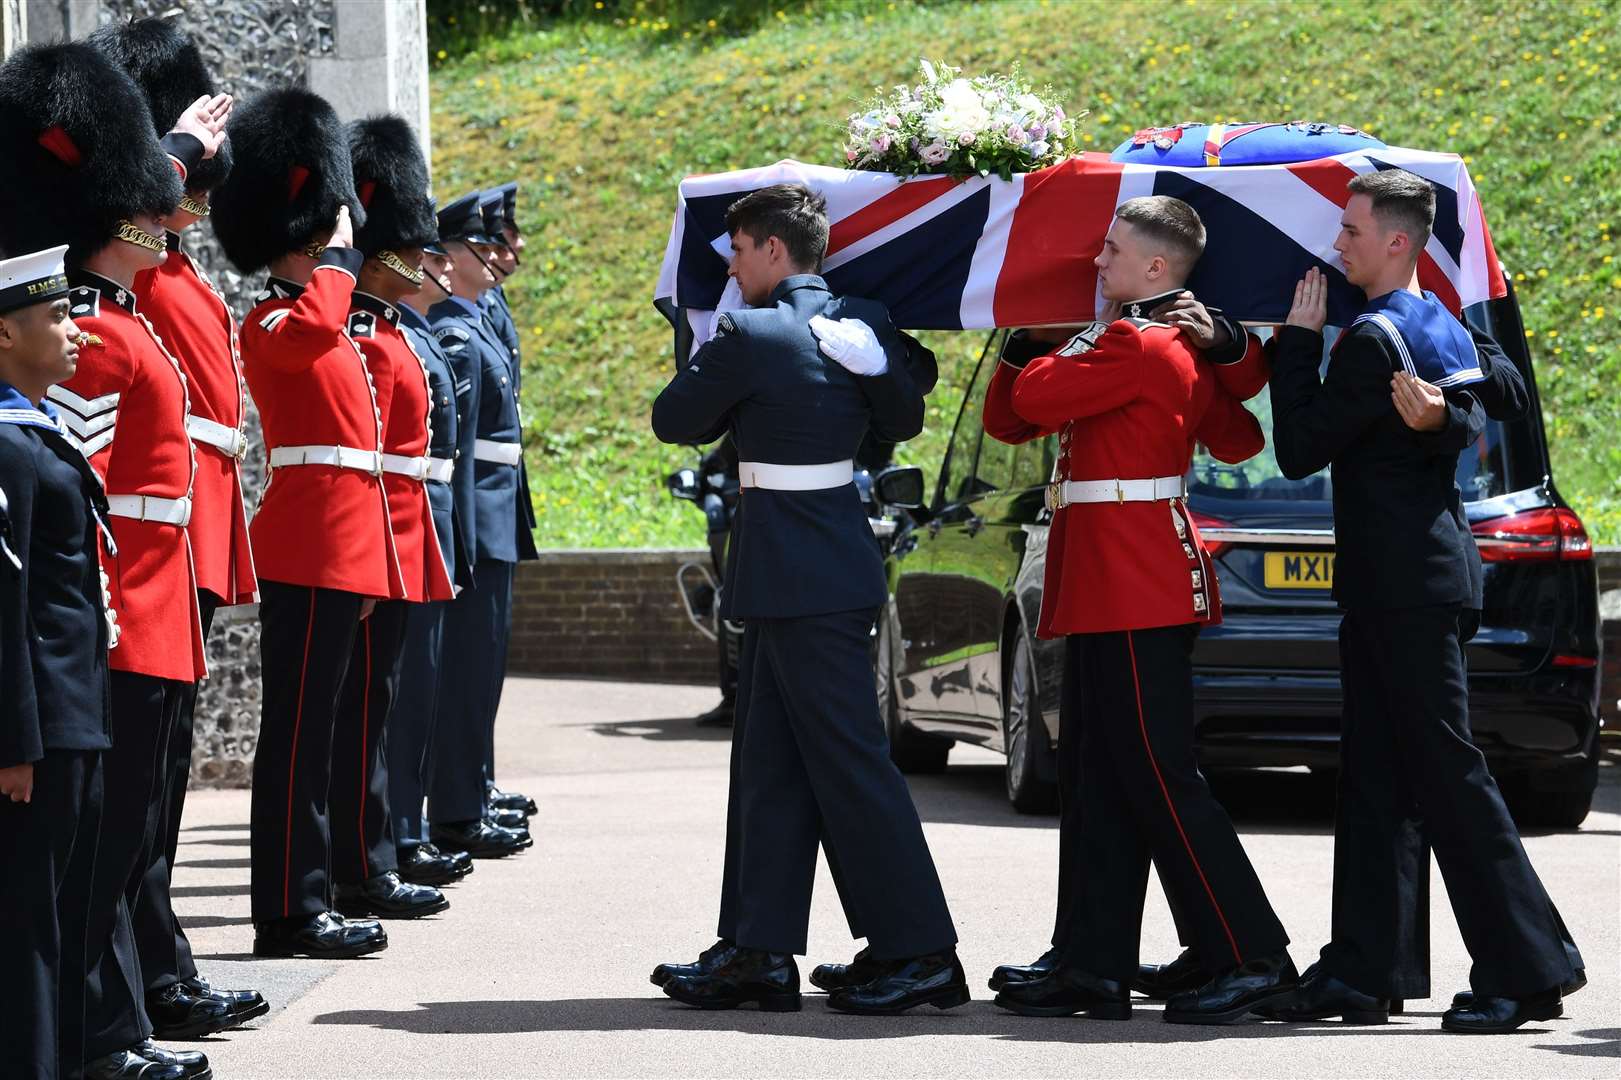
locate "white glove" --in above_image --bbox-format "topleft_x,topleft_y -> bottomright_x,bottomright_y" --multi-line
809,315 -> 889,376
100,567 -> 121,650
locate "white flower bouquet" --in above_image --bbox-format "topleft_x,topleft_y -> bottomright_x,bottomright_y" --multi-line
842,60 -> 1083,181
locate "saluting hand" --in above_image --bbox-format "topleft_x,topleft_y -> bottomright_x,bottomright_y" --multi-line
170,93 -> 233,160
1286,267 -> 1328,333
1392,371 -> 1449,431
0,763 -> 33,804
326,205 -> 354,251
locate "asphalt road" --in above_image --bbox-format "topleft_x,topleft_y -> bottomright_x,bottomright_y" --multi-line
176,677 -> 1620,1078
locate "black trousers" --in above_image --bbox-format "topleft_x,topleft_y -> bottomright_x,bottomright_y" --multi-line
0,750 -> 100,1080
329,600 -> 409,884
389,599 -> 447,852
733,608 -> 955,959
1320,606 -> 1575,999
716,623 -> 862,944
428,559 -> 512,825
481,559 -> 515,792
1059,625 -> 1288,984
250,582 -> 363,925
130,595 -> 217,996
75,673 -> 186,1061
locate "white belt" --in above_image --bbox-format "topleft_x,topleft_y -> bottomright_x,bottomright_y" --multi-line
473,439 -> 523,466
381,453 -> 455,484
106,494 -> 192,526
185,416 -> 248,460
739,460 -> 854,491
1046,475 -> 1186,511
269,444 -> 383,476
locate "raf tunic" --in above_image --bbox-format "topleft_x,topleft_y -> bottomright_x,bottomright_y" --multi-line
982,305 -> 1288,982
651,273 -> 955,959
1271,304 -> 1576,1000
0,390 -> 113,1080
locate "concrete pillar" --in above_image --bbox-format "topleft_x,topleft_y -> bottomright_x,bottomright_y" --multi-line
308,0 -> 431,167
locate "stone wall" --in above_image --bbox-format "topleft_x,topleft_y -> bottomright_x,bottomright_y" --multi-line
507,550 -> 720,686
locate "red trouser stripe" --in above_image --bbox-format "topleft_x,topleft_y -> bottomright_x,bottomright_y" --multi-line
1126,630 -> 1243,966
357,622 -> 372,878
283,588 -> 318,917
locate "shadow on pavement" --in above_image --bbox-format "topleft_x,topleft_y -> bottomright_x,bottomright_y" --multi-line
171,883 -> 251,899
311,996 -> 1491,1041
1532,1027 -> 1621,1057
182,822 -> 251,833
576,716 -> 735,743
176,857 -> 252,870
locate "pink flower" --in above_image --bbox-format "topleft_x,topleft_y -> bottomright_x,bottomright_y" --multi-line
885,113 -> 902,128
1006,123 -> 1027,143
958,131 -> 976,146
846,148 -> 858,162
871,134 -> 892,154
1052,106 -> 1066,124
1028,123 -> 1047,141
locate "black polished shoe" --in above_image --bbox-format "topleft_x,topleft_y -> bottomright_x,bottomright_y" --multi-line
179,976 -> 269,1026
1164,952 -> 1299,1025
988,946 -> 1059,992
651,938 -> 736,988
145,982 -> 235,1039
132,1041 -> 211,1080
82,1049 -> 187,1080
827,950 -> 971,1015
490,786 -> 538,816
810,945 -> 888,993
993,965 -> 1132,1019
335,871 -> 449,919
663,946 -> 801,1011
1134,947 -> 1213,1000
1453,967 -> 1585,1009
1260,963 -> 1390,1024
421,842 -> 474,876
486,806 -> 530,831
1442,987 -> 1563,1033
694,700 -> 735,727
430,818 -> 528,858
397,843 -> 473,886
252,911 -> 388,959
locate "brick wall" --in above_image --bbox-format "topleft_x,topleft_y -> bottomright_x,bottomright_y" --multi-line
506,549 -> 718,685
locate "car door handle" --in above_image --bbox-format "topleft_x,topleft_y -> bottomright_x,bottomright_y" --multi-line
965,516 -> 984,537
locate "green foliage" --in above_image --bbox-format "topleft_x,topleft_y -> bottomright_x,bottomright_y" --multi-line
431,0 -> 1621,548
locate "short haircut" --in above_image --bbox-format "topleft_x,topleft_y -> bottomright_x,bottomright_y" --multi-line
725,183 -> 829,271
1114,195 -> 1206,269
1347,169 -> 1435,252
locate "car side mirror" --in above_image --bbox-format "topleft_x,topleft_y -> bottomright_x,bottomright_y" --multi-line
874,465 -> 926,510
666,468 -> 700,501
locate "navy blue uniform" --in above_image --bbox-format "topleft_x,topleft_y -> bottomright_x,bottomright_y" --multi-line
0,390 -> 113,1078
424,295 -> 533,824
1272,315 -> 1575,1000
388,303 -> 473,852
652,274 -> 955,959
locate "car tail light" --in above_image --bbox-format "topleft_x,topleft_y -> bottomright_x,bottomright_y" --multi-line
1471,507 -> 1593,562
1188,510 -> 1232,558
1550,654 -> 1598,668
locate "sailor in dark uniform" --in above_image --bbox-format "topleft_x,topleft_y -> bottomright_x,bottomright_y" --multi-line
422,193 -> 535,857
651,183 -> 965,1016
0,244 -> 115,1080
1269,169 -> 1577,1034
387,224 -> 478,886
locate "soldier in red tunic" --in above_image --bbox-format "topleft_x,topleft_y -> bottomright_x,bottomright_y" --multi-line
0,38 -> 224,1080
91,16 -> 267,1040
210,87 -> 401,960
326,114 -> 456,924
983,196 -> 1298,1025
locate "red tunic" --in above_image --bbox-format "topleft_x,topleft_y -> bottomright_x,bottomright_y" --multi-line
347,295 -> 453,603
983,319 -> 1268,637
241,254 -> 403,598
49,272 -> 207,682
134,236 -> 258,605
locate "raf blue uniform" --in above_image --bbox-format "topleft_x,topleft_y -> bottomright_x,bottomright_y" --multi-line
386,302 -> 475,857
651,274 -> 956,959
424,292 -> 534,826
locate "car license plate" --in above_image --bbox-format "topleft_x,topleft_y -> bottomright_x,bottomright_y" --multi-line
1264,551 -> 1335,590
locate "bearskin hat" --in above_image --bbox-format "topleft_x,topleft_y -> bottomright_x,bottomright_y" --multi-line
210,87 -> 365,274
348,115 -> 437,256
86,16 -> 233,194
0,42 -> 182,262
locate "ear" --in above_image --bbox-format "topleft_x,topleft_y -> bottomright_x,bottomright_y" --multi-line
1146,253 -> 1167,281
0,315 -> 15,349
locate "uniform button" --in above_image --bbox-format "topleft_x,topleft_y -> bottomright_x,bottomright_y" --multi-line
500,376 -> 508,386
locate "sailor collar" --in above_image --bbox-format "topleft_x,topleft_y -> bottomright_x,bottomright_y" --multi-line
68,269 -> 137,315
352,291 -> 402,327
0,380 -> 64,433
1118,288 -> 1186,320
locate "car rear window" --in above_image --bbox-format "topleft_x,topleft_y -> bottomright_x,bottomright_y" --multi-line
1190,309 -> 1520,506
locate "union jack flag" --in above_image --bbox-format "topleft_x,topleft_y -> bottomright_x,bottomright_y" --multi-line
654,148 -> 1504,354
